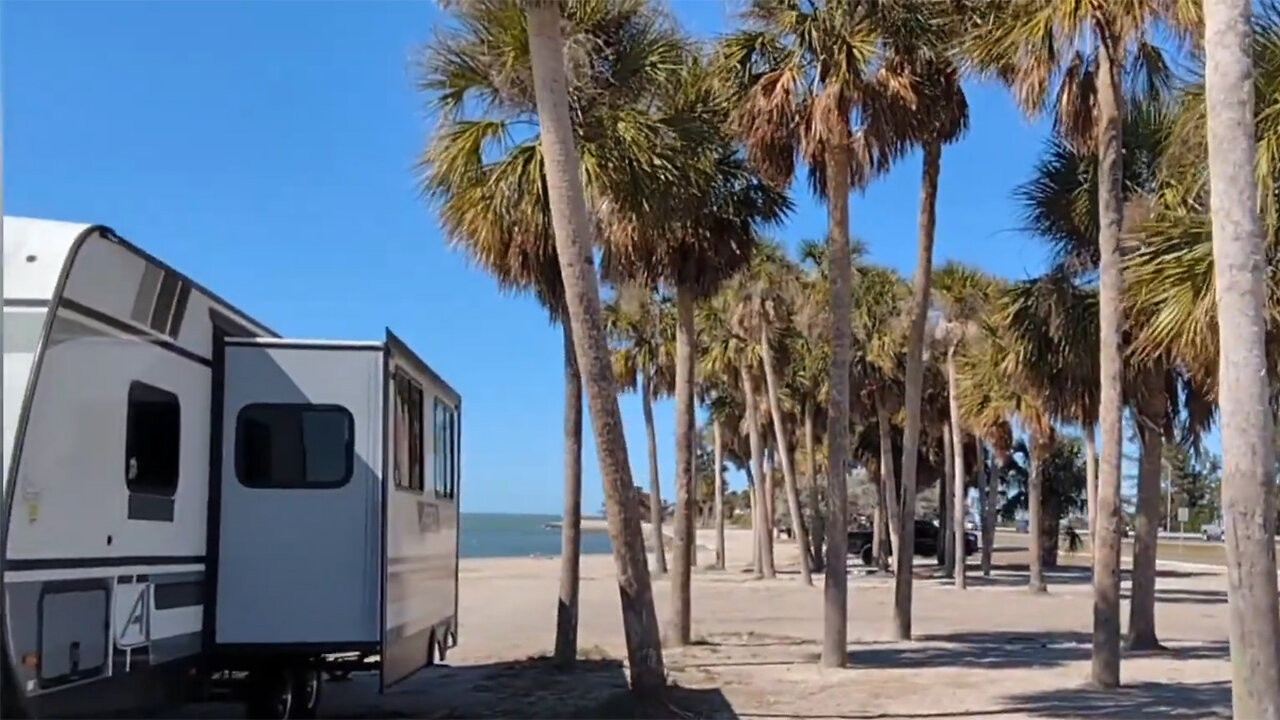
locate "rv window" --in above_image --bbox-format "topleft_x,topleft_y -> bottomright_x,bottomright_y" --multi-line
449,405 -> 459,499
235,404 -> 354,489
125,381 -> 181,497
434,400 -> 457,500
392,371 -> 424,492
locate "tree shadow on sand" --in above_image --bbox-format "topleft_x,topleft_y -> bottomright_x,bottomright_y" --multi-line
726,681 -> 1231,719
946,564 -> 1214,589
1000,680 -> 1231,718
847,631 -> 1228,671
316,656 -> 738,719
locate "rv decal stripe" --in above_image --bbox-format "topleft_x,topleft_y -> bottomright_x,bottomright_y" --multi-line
3,298 -> 50,309
6,555 -> 206,571
59,298 -> 211,368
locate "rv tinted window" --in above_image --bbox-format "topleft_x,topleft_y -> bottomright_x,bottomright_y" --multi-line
392,371 -> 424,492
434,399 -> 457,500
235,404 -> 353,489
125,381 -> 181,497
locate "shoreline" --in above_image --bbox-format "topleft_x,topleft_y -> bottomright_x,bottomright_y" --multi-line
542,517 -> 610,532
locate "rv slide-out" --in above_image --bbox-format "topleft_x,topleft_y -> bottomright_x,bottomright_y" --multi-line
0,217 -> 461,719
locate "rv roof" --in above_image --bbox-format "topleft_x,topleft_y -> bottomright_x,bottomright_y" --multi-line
2,216 -> 90,301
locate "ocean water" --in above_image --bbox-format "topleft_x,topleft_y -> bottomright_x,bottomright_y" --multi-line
460,512 -> 614,558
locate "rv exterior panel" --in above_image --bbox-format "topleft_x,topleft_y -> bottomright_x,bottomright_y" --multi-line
380,334 -> 460,689
214,339 -> 384,646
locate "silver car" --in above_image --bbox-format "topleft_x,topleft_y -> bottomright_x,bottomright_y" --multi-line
1202,524 -> 1225,541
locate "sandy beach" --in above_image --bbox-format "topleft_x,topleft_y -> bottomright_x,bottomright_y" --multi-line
275,527 -> 1235,719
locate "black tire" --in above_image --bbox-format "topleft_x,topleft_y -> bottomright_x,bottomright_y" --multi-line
860,544 -> 874,566
245,667 -> 295,720
292,667 -> 322,719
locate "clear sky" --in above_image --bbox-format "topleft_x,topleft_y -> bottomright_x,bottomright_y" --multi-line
4,1 -> 1174,515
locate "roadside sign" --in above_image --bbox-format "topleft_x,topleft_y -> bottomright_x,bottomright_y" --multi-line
1177,507 -> 1190,523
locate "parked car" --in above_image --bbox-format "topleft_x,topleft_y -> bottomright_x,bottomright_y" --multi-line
1202,523 -> 1225,541
848,519 -> 978,567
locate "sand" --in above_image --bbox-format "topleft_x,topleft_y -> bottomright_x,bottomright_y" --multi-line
231,529 -> 1236,718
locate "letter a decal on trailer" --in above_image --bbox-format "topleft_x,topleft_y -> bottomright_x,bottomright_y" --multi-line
115,584 -> 150,648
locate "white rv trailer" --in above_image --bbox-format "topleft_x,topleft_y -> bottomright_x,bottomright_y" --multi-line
0,217 -> 461,719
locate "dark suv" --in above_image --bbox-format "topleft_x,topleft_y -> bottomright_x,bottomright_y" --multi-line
848,519 -> 978,566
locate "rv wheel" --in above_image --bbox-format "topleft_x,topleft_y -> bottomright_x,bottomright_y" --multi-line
245,668 -> 294,720
292,667 -> 323,719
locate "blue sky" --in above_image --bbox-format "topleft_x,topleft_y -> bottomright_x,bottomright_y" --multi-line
3,1 -> 1176,514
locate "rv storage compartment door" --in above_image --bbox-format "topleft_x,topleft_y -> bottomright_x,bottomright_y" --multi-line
215,340 -> 383,648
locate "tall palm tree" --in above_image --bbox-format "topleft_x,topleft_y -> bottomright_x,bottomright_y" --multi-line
955,314 -> 1019,576
1013,99 -> 1174,648
602,50 -> 791,645
721,268 -> 783,579
738,242 -> 814,585
421,0 -> 682,691
1000,273 -> 1100,591
892,42 -> 972,642
790,241 -> 835,569
605,288 -> 676,575
700,289 -> 775,577
964,0 -> 1198,687
1202,0 -> 1280,712
849,264 -> 910,570
719,0 -> 930,664
932,262 -> 995,590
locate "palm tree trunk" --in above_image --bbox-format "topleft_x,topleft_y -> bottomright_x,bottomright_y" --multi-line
804,403 -> 825,572
746,466 -> 760,575
554,322 -> 582,668
872,477 -> 885,565
895,138 -> 941,641
1028,430 -> 1048,594
877,395 -> 900,571
985,444 -> 1007,577
525,1 -> 665,694
1084,424 -> 1098,548
941,425 -> 954,573
947,347 -> 967,590
764,445 -> 776,539
669,287 -> 697,646
822,134 -> 853,667
714,418 -> 726,571
1089,28 -> 1127,691
1204,4 -> 1280,711
975,435 -> 993,576
761,324 -> 813,585
641,374 -> 667,576
743,365 -> 775,578
1128,367 -> 1166,651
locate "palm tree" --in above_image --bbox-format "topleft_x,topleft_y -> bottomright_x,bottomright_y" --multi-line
421,0 -> 678,691
601,51 -> 791,647
790,241 -> 835,570
605,288 -> 676,575
964,0 -> 1198,687
849,263 -> 910,571
700,289 -> 775,577
1202,0 -> 1280,712
720,269 -> 782,579
892,32 -> 970,646
955,315 -> 1018,576
1000,273 -> 1100,591
739,242 -> 814,586
932,262 -> 995,590
719,0 -> 930,664
1013,100 -> 1173,648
